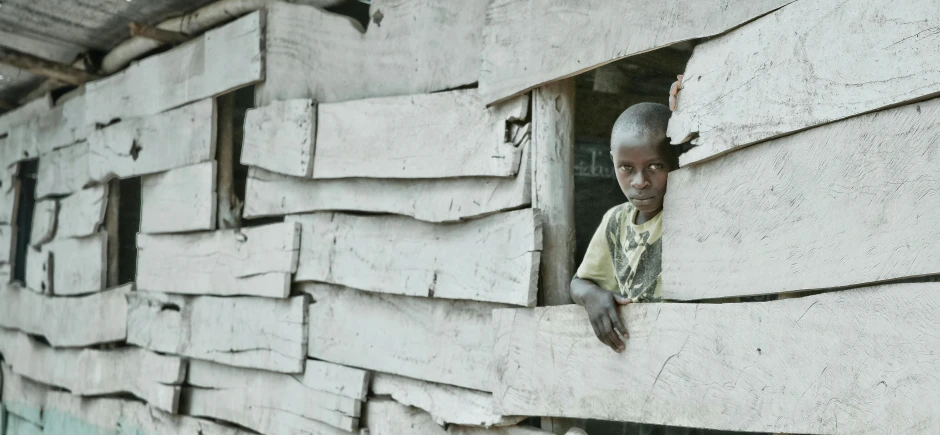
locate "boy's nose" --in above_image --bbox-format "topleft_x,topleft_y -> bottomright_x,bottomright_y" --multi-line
631,173 -> 649,189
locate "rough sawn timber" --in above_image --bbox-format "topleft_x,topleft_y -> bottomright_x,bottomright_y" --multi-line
29,200 -> 57,247
663,98 -> 940,300
56,184 -> 109,240
2,364 -> 50,425
35,142 -> 91,199
0,284 -> 129,347
670,0 -> 940,166
8,93 -> 87,159
244,140 -> 531,222
44,231 -> 107,296
135,222 -> 300,298
314,90 -> 529,179
0,95 -> 51,136
303,359 -> 370,401
479,0 -> 794,105
258,1 -> 485,105
84,12 -> 263,125
241,99 -> 316,177
288,209 -> 541,306
304,283 -> 503,392
141,162 -> 217,234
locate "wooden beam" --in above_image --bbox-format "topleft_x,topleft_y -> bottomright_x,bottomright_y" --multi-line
141,162 -> 217,234
0,47 -> 99,86
129,22 -> 191,45
242,99 -> 317,178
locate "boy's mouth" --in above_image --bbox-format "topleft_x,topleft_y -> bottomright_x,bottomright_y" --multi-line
631,196 -> 655,204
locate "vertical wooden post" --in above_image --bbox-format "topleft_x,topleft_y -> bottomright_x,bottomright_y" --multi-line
216,93 -> 240,229
105,179 -> 120,288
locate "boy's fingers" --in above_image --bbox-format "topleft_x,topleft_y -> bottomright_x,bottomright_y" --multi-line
601,316 -> 624,352
591,318 -> 612,349
608,306 -> 628,338
613,295 -> 633,305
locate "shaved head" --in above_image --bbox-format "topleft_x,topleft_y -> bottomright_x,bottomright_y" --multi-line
610,102 -> 678,170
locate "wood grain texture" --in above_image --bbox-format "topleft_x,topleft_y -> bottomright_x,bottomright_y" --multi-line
0,224 -> 11,263
493,284 -> 940,434
24,249 -> 51,295
663,98 -> 940,300
304,359 -> 370,401
127,291 -> 308,373
242,99 -> 316,177
314,90 -> 528,179
29,200 -> 57,247
45,231 -> 107,296
371,373 -> 524,427
0,165 -> 18,224
479,0 -> 793,105
141,162 -> 217,234
288,209 -> 541,306
135,222 -> 300,298
36,142 -> 91,199
365,398 -> 446,435
8,93 -> 88,159
184,360 -> 360,433
56,184 -> 108,240
0,327 -> 185,413
670,0 -> 940,166
5,414 -> 41,435
304,283 -> 503,392
244,140 -> 531,222
0,95 -> 51,136
84,12 -> 263,125
0,284 -> 128,347
2,364 -> 49,425
449,426 -> 553,435
258,0 -> 485,105
88,98 -> 216,183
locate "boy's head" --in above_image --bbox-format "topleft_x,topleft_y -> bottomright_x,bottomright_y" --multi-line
610,103 -> 677,216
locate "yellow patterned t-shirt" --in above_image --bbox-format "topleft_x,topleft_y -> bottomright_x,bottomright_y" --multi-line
575,202 -> 663,301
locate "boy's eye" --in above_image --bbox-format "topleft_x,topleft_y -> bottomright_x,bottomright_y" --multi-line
618,165 -> 632,173
649,163 -> 664,170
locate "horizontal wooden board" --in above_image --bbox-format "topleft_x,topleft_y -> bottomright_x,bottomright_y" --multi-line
2,364 -> 49,425
140,162 -> 217,234
0,94 -> 51,136
45,231 -> 107,296
0,283 -> 128,347
449,427 -> 553,435
0,165 -> 18,224
84,12 -> 263,125
663,98 -> 940,300
258,1 -> 485,105
5,413 -> 42,435
127,291 -> 307,373
670,0 -> 940,166
314,90 -> 528,179
29,200 -> 56,247
0,327 -> 185,413
244,140 -> 531,222
479,0 -> 793,105
56,184 -> 108,240
365,398 -> 446,435
8,93 -> 88,159
304,359 -> 370,401
304,283 -> 503,392
241,99 -> 316,177
493,284 -> 940,434
371,372 -> 524,427
87,98 -> 216,183
185,360 -> 360,433
35,142 -> 91,199
0,224 -> 11,263
136,222 -> 300,298
289,209 -> 541,306
24,249 -> 50,295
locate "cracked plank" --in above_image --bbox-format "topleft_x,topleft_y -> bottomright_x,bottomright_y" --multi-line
242,99 -> 317,177
8,93 -> 88,160
141,161 -> 217,234
2,364 -> 50,426
288,209 -> 541,306
365,398 -> 446,435
670,0 -> 940,166
664,98 -> 940,300
56,184 -> 109,240
29,200 -> 57,248
35,142 -> 91,199
314,90 -> 528,179
127,291 -> 308,373
135,222 -> 299,298
43,231 -> 107,296
24,249 -> 51,294
304,360 -> 370,401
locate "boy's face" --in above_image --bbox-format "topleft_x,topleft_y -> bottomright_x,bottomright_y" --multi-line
611,133 -> 670,216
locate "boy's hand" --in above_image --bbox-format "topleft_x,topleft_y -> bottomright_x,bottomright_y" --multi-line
582,289 -> 630,353
668,74 -> 684,111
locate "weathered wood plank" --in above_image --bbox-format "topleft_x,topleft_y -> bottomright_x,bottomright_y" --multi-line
493,284 -> 940,434
45,231 -> 107,296
0,328 -> 185,413
141,162 -> 217,234
304,283 -> 502,392
24,249 -> 50,294
242,99 -> 316,177
0,224 -> 11,263
185,360 -> 360,433
245,137 -> 531,222
0,95 -> 51,136
56,184 -> 108,240
35,142 -> 90,199
670,0 -> 940,166
449,427 -> 553,435
304,360 -> 370,401
87,98 -> 216,183
29,200 -> 56,248
127,291 -> 307,373
365,398 -> 446,435
479,0 -> 793,105
9,93 -> 88,159
0,165 -> 18,224
0,283 -> 128,347
315,90 -> 528,179
258,1 -> 485,105
289,209 -> 541,306
135,222 -> 299,298
84,12 -> 263,125
663,98 -> 940,300
5,414 -> 42,435
371,373 -> 523,427
1,364 -> 48,425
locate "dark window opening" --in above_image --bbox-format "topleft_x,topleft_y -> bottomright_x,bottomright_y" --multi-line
12,160 -> 37,283
230,86 -> 283,228
116,177 -> 141,286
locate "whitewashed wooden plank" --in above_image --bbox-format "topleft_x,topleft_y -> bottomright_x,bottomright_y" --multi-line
258,1 -> 485,105
84,12 -> 263,125
141,162 -> 217,234
42,392 -> 253,435
493,284 -> 940,434
371,373 -> 523,427
0,95 -> 51,136
479,0 -> 793,105
87,98 -> 216,183
448,426 -> 553,435
1,364 -> 49,426
127,291 -> 307,373
242,99 -> 316,177
289,209 -> 541,306
0,165 -> 17,224
24,249 -> 51,295
670,0 -> 940,166
135,222 -> 300,298
663,98 -> 940,300
5,414 -> 42,435
0,404 -> 5,435
0,284 -> 128,347
185,360 -> 360,433
46,231 -> 107,296
9,93 -> 88,159
35,142 -> 91,199
314,91 -> 528,179
29,200 -> 57,248
304,283 -> 502,392
365,398 -> 446,435
0,224 -> 11,264
56,185 -> 108,240
304,360 -> 370,401
0,328 -> 185,413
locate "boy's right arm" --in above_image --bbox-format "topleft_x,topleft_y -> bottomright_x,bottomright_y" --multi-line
571,276 -> 631,353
